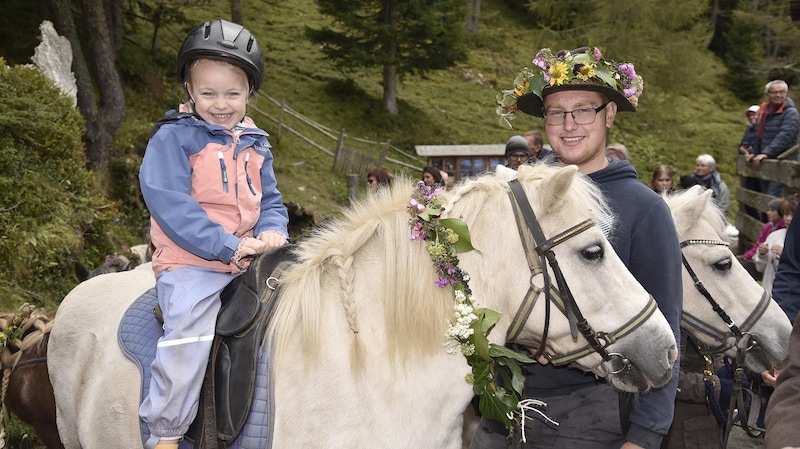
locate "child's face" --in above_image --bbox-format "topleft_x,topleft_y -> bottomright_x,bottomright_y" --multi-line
186,59 -> 249,129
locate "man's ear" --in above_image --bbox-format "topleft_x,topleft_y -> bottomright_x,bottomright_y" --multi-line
605,101 -> 618,128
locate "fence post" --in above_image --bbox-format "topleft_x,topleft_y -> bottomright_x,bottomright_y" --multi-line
347,174 -> 359,202
277,100 -> 285,143
333,128 -> 345,170
379,140 -> 390,169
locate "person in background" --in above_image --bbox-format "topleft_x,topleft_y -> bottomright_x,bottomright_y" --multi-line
366,168 -> 392,194
739,104 -> 761,156
747,80 -> 800,197
138,19 -> 289,449
689,154 -> 730,217
605,142 -> 629,161
439,170 -> 452,190
763,200 -> 800,449
504,135 -> 530,170
523,129 -> 554,162
421,166 -> 443,187
649,164 -> 676,194
738,198 -> 786,281
755,197 -> 797,296
478,45 -> 682,449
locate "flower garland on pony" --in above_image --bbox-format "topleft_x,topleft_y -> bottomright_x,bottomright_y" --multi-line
408,182 -> 533,432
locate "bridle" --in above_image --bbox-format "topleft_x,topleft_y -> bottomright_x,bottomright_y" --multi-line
679,238 -> 771,446
679,239 -> 770,355
506,180 -> 659,370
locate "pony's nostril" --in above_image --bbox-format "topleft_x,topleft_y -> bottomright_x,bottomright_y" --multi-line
667,346 -> 678,365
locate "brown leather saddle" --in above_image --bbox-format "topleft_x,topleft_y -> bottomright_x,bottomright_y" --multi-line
158,244 -> 296,448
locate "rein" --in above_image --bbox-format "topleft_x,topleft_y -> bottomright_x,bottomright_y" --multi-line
679,238 -> 768,447
506,180 -> 655,368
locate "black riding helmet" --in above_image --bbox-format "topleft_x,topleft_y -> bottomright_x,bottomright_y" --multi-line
177,19 -> 264,95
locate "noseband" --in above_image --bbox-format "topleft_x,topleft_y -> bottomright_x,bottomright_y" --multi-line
506,180 -> 658,368
679,239 -> 770,354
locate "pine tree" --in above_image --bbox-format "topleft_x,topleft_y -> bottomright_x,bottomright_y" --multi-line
307,0 -> 468,115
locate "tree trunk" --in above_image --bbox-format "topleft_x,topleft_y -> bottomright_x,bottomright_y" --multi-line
382,63 -> 398,116
231,0 -> 243,25
383,0 -> 398,115
49,0 -> 125,171
466,0 -> 481,34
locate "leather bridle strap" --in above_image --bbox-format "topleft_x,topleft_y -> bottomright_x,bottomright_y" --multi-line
507,179 -> 610,362
680,239 -> 770,353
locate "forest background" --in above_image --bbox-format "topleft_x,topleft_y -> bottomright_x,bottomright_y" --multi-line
2,0 -> 800,324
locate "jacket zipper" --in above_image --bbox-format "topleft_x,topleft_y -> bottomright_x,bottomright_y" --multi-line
244,153 -> 257,195
218,151 -> 228,193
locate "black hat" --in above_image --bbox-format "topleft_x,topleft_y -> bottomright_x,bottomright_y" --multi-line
505,135 -> 530,157
497,47 -> 643,122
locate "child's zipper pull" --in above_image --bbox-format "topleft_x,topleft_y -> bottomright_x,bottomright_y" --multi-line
245,153 -> 256,195
218,151 -> 228,193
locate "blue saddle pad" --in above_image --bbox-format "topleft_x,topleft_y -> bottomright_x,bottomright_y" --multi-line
118,289 -> 275,449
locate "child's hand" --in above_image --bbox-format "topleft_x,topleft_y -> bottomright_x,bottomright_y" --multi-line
257,230 -> 287,249
239,237 -> 269,257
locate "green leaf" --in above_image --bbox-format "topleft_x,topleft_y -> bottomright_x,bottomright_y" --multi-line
594,65 -> 617,90
418,205 -> 442,222
489,344 -> 535,364
438,217 -> 475,253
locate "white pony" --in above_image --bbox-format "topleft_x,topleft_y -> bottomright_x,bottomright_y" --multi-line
48,164 -> 677,449
667,186 -> 791,372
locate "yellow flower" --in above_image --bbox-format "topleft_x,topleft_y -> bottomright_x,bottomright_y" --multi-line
513,79 -> 529,97
576,63 -> 596,81
549,61 -> 569,86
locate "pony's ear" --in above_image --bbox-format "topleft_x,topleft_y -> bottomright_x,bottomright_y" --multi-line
672,186 -> 712,236
539,165 -> 578,212
495,164 -> 518,181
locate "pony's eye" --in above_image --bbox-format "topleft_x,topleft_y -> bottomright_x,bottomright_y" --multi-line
581,244 -> 604,261
712,258 -> 732,272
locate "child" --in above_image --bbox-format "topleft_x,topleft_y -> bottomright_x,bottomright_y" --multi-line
138,19 -> 288,449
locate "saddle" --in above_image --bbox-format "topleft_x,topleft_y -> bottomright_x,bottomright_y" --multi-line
173,245 -> 296,448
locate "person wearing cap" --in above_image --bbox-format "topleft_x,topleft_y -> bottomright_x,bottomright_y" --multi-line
476,47 -> 682,449
605,142 -> 629,161
739,104 -> 761,154
138,19 -> 288,449
504,135 -> 530,170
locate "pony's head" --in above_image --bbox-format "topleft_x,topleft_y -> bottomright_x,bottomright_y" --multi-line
444,163 -> 677,392
667,186 -> 791,373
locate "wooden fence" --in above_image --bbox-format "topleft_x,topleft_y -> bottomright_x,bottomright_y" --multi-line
734,150 -> 800,250
248,93 -> 425,178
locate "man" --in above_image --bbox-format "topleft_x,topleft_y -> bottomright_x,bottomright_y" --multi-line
522,129 -> 554,162
505,135 -> 530,170
765,200 -> 800,449
473,46 -> 682,449
748,80 -> 800,197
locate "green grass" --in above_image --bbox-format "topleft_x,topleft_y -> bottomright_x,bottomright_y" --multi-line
119,0 -> 746,222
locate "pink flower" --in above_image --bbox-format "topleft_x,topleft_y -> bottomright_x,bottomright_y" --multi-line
533,52 -> 547,70
417,204 -> 426,212
593,47 -> 603,62
618,63 -> 636,79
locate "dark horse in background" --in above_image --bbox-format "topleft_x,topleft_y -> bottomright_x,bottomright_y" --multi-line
2,249 -> 148,449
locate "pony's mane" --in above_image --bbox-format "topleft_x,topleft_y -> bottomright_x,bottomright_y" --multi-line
268,164 -> 614,373
666,186 -> 727,238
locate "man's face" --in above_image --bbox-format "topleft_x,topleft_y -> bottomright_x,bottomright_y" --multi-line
767,83 -> 787,108
544,90 -> 616,174
506,151 -> 528,170
524,136 -> 542,155
746,112 -> 757,125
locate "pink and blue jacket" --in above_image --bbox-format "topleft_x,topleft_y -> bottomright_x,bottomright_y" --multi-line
139,111 -> 289,277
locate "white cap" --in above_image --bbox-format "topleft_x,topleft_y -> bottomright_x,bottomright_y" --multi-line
746,104 -> 760,115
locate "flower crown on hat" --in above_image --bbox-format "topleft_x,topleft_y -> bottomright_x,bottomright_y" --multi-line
496,47 -> 644,128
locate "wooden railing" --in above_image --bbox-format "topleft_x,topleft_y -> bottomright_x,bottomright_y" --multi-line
734,149 -> 800,249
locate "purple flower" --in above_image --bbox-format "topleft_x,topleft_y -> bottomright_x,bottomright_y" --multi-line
409,198 -> 419,207
623,87 -> 636,98
557,49 -> 568,59
435,278 -> 450,288
618,63 -> 636,79
593,47 -> 602,62
573,63 -> 584,76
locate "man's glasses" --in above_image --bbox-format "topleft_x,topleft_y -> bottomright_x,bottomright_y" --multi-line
544,103 -> 609,126
507,153 -> 528,160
